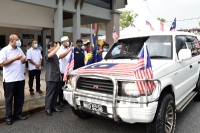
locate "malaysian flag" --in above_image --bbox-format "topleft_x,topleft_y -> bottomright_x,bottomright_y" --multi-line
63,48 -> 74,81
170,18 -> 176,31
74,63 -> 136,76
160,21 -> 164,31
134,44 -> 156,94
130,23 -> 140,31
112,29 -> 119,42
146,20 -> 154,31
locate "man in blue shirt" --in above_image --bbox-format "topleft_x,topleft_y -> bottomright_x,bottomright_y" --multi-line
74,39 -> 85,70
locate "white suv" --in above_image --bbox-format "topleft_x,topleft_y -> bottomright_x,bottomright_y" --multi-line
63,32 -> 200,133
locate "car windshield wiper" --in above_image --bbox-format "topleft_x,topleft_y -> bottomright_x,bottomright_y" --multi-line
150,56 -> 170,59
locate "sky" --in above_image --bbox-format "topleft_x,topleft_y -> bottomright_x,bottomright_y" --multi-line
125,0 -> 200,30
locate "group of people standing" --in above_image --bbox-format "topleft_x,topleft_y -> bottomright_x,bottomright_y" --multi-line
0,34 -> 110,125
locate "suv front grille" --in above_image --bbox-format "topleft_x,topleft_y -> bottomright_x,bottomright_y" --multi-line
77,77 -> 114,95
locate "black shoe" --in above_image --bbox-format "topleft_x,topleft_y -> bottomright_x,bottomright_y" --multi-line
52,107 -> 63,112
59,101 -> 65,107
36,90 -> 43,94
5,119 -> 12,125
13,115 -> 27,120
46,109 -> 52,116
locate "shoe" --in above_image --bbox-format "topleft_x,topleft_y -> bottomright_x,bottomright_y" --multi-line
59,101 -> 65,108
30,92 -> 34,95
52,107 -> 63,112
46,109 -> 52,116
13,115 -> 27,120
36,90 -> 43,94
5,119 -> 12,125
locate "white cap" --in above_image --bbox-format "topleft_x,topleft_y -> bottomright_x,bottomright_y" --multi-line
61,36 -> 69,42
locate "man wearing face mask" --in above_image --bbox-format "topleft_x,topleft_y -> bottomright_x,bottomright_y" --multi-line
56,36 -> 73,107
0,34 -> 27,125
26,40 -> 43,95
74,39 -> 85,70
111,40 -> 126,56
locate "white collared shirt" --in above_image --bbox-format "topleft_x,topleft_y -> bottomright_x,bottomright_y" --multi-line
0,44 -> 25,82
26,47 -> 42,70
56,45 -> 71,74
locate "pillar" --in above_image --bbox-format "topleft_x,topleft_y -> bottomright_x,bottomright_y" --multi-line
54,0 -> 63,42
105,0 -> 120,46
41,29 -> 47,67
73,1 -> 81,46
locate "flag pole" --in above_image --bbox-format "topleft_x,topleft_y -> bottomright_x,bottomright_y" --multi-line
144,43 -> 148,106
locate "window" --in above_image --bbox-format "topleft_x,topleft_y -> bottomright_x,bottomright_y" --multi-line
176,36 -> 200,57
22,34 -> 34,39
85,0 -> 112,9
105,35 -> 173,60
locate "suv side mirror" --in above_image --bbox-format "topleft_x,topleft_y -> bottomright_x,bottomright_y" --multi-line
102,52 -> 107,59
178,49 -> 192,61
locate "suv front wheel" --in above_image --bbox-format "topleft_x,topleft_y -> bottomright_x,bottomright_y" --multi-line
147,94 -> 176,133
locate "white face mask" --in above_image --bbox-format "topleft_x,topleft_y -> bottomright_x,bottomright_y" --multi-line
34,44 -> 38,48
103,48 -> 108,52
16,40 -> 21,47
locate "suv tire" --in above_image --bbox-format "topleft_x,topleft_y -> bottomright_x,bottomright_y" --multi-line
147,94 -> 176,133
194,76 -> 200,101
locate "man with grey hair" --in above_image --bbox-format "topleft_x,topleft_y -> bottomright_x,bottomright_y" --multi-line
0,34 -> 27,125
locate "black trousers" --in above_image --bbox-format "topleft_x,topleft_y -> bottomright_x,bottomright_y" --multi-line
58,74 -> 65,102
4,80 -> 25,119
28,70 -> 41,92
45,81 -> 60,109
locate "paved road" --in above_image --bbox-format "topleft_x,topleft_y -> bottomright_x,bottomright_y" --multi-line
1,100 -> 200,133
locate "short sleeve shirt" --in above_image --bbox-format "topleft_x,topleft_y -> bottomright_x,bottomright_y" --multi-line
44,51 -> 60,82
56,45 -> 71,74
74,47 -> 85,70
27,47 -> 43,70
0,45 -> 25,82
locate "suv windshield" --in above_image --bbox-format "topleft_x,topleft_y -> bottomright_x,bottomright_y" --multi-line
105,35 -> 172,59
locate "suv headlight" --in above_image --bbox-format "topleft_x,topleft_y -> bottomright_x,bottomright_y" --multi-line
122,82 -> 140,96
68,75 -> 77,88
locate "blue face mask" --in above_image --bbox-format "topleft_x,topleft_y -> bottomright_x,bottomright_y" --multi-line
34,43 -> 38,48
103,48 -> 108,52
16,40 -> 21,47
117,45 -> 122,49
66,42 -> 70,47
81,46 -> 85,50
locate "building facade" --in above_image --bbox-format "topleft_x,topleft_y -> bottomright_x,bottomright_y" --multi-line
0,0 -> 127,51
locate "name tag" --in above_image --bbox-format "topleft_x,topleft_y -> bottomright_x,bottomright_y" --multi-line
76,51 -> 79,54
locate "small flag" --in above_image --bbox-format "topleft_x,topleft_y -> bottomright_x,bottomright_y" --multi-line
130,23 -> 140,31
112,29 -> 119,42
134,44 -> 156,94
160,21 -> 164,31
63,48 -> 74,81
146,20 -> 154,31
170,18 -> 176,31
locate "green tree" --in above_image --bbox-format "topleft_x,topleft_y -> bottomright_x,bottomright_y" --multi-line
120,10 -> 138,30
157,18 -> 166,23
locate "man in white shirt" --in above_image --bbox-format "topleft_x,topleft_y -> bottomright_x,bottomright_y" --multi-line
111,40 -> 126,56
27,39 -> 43,95
0,34 -> 27,125
56,36 -> 73,107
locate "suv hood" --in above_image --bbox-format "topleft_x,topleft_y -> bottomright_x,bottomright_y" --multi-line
71,59 -> 169,77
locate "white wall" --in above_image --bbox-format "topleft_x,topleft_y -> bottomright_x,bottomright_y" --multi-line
0,0 -> 54,28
